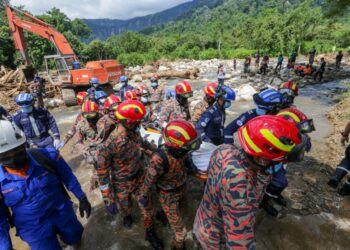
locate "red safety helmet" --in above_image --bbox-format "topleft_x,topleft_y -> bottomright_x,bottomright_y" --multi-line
163,120 -> 201,150
115,100 -> 146,122
76,91 -> 88,105
124,90 -> 137,100
136,85 -> 146,96
81,101 -> 99,119
204,82 -> 217,97
104,94 -> 122,110
175,81 -> 193,98
277,108 -> 315,134
279,81 -> 299,96
238,115 -> 303,162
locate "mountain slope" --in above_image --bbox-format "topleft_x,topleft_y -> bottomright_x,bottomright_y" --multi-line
83,0 -> 222,40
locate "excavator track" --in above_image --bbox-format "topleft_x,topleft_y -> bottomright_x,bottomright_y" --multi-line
61,88 -> 77,106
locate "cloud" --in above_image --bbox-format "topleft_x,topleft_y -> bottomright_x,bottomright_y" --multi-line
10,0 -> 191,19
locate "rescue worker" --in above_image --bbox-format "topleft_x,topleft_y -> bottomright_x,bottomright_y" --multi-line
75,101 -> 102,190
139,120 -> 201,250
278,81 -> 299,108
165,90 -> 176,100
217,63 -> 225,86
119,75 -> 134,101
224,88 -> 283,144
12,93 -> 63,150
0,119 -> 91,250
149,76 -> 164,108
309,47 -> 316,65
260,54 -> 269,75
261,108 -> 315,216
95,100 -> 163,250
158,81 -> 193,128
336,51 -> 343,70
87,77 -> 103,96
94,90 -> 108,111
62,92 -> 88,145
193,115 -> 305,249
255,51 -> 260,68
328,120 -> 350,195
275,54 -> 283,71
196,85 -> 235,146
140,88 -> 157,125
191,82 -> 217,125
29,75 -> 46,108
314,57 -> 326,82
124,89 -> 138,101
96,95 -> 122,143
290,51 -> 298,64
0,105 -> 8,118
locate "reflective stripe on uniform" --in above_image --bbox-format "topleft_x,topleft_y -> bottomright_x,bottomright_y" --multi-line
29,115 -> 40,137
336,166 -> 349,173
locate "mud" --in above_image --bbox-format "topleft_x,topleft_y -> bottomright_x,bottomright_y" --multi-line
9,65 -> 350,250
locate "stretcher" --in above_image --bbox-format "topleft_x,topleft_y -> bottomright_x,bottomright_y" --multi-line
190,142 -> 218,182
140,125 -> 164,147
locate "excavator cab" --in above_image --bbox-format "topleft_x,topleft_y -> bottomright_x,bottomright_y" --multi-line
44,54 -> 74,85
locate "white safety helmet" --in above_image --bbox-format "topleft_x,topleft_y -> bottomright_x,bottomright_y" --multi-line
0,119 -> 26,154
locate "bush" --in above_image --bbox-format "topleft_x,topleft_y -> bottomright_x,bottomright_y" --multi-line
222,48 -> 255,59
198,48 -> 220,60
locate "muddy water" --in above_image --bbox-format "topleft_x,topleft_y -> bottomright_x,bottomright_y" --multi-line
10,78 -> 349,249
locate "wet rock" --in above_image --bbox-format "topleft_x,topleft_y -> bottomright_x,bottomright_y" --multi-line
132,74 -> 143,82
158,65 -> 170,72
235,84 -> 257,101
142,65 -> 155,74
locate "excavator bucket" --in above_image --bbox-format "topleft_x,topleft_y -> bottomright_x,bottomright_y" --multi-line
19,65 -> 36,83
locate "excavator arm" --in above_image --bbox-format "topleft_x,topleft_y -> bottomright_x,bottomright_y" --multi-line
6,4 -> 77,65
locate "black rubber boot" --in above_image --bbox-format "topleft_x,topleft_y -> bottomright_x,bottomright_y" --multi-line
328,175 -> 341,189
273,194 -> 287,207
123,215 -> 133,229
338,183 -> 350,196
260,195 -> 278,217
156,210 -> 170,227
145,227 -> 164,250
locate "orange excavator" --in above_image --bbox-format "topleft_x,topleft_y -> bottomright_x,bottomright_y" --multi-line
5,4 -> 125,106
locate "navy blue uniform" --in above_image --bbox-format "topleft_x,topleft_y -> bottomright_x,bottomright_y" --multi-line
11,108 -> 60,148
0,106 -> 8,118
87,86 -> 103,96
120,85 -> 134,101
224,109 -> 258,144
195,103 -> 225,146
0,148 -> 85,250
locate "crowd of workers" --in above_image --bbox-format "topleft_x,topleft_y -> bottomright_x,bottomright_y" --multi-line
0,52 -> 348,250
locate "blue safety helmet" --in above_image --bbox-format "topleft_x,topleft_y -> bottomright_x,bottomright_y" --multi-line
166,90 -> 176,100
214,85 -> 236,101
119,75 -> 128,83
90,77 -> 99,86
15,93 -> 34,107
253,88 -> 282,111
94,90 -> 107,100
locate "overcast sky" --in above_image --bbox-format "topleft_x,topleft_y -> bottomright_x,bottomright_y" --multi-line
10,0 -> 191,19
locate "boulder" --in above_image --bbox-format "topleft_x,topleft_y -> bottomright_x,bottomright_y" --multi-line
158,65 -> 170,72
132,74 -> 143,82
235,84 -> 257,101
141,65 -> 155,74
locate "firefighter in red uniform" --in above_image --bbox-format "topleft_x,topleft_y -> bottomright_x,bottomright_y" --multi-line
95,100 -> 163,250
193,115 -> 306,249
139,120 -> 201,250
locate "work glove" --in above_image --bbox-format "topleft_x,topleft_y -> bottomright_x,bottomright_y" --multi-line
138,195 -> 149,208
79,196 -> 92,219
53,139 -> 64,150
105,203 -> 119,216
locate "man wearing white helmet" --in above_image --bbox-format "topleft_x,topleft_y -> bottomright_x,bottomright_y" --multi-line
0,119 -> 91,250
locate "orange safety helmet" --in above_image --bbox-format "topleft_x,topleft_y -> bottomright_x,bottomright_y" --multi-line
76,91 -> 88,105
238,115 -> 302,162
277,108 -> 315,134
124,90 -> 137,100
204,82 -> 217,97
104,94 -> 122,110
279,81 -> 299,96
163,120 -> 201,150
175,81 -> 193,98
115,100 -> 146,122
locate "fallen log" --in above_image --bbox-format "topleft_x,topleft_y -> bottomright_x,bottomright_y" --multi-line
140,68 -> 200,80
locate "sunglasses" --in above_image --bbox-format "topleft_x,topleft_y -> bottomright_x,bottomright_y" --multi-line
298,119 -> 315,134
184,136 -> 202,151
82,112 -> 97,119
